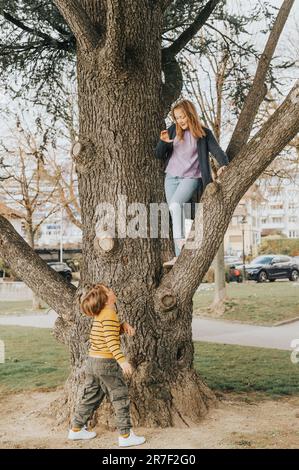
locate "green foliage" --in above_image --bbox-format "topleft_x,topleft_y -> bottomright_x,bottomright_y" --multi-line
0,0 -> 289,120
0,0 -> 76,118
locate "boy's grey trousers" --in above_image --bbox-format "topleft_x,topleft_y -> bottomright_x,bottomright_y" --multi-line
72,357 -> 132,435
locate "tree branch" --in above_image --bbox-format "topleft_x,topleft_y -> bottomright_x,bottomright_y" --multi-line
161,51 -> 183,116
2,11 -> 74,51
164,0 -> 221,57
160,0 -> 173,12
226,0 -> 295,160
0,215 -> 76,321
157,79 -> 299,305
53,0 -> 100,50
3,11 -> 61,43
104,0 -> 125,66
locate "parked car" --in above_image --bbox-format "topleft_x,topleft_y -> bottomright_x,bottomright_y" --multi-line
245,254 -> 299,282
47,262 -> 72,282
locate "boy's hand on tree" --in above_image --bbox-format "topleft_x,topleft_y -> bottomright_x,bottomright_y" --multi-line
120,361 -> 133,378
120,322 -> 135,336
160,130 -> 174,143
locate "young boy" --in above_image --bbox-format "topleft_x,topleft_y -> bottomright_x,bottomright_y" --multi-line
68,283 -> 145,447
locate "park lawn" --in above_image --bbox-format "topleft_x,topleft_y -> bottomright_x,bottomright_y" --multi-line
0,325 -> 69,395
193,280 -> 299,325
194,342 -> 299,398
0,300 -> 47,316
0,326 -> 298,399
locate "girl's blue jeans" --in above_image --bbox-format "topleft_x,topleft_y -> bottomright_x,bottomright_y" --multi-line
164,173 -> 201,256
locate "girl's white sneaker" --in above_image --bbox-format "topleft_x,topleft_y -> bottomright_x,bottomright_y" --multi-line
68,425 -> 97,440
118,430 -> 145,447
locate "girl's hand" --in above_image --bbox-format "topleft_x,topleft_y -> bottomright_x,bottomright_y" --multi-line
120,322 -> 135,336
160,129 -> 174,143
217,165 -> 227,178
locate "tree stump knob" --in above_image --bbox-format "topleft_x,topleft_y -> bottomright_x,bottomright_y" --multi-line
72,142 -> 83,157
94,231 -> 115,252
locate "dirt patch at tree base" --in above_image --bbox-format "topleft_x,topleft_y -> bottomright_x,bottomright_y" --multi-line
0,389 -> 299,449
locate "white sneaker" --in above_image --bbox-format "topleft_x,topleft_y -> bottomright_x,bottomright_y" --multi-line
118,430 -> 146,447
68,425 -> 97,440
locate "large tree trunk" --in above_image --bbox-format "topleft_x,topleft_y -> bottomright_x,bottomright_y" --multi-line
51,1 -> 215,429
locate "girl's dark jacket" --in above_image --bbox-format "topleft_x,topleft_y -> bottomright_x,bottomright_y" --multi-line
154,123 -> 229,219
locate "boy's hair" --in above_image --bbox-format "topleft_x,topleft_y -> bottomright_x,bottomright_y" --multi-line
80,283 -> 108,317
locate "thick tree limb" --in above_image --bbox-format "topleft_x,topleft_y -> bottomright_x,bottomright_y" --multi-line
104,0 -> 125,65
164,0 -> 221,57
157,80 -> 299,305
226,0 -> 295,160
53,0 -> 99,50
0,214 -> 76,321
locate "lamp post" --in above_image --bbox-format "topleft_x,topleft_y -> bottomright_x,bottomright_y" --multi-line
241,215 -> 247,280
60,206 -> 63,263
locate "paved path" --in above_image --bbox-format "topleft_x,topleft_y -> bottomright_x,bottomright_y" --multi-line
0,310 -> 298,351
192,317 -> 299,351
0,310 -> 58,329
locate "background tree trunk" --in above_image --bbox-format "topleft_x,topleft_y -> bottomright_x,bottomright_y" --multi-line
211,241 -> 227,316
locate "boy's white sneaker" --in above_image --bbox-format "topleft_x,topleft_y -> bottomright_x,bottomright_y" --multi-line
68,425 -> 97,440
118,430 -> 145,447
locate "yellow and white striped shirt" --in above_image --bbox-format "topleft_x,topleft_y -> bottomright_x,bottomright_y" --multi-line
89,306 -> 126,364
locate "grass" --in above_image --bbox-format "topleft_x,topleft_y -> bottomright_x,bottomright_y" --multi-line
194,342 -> 299,398
193,280 -> 299,326
0,300 -> 47,316
0,325 -> 298,399
0,325 -> 69,395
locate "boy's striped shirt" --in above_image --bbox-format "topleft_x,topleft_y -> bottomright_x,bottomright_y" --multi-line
89,306 -> 126,364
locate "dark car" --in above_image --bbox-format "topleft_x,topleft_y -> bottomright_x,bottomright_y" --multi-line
47,262 -> 72,282
245,255 -> 299,283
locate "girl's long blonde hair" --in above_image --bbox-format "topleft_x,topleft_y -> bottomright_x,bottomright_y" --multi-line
171,99 -> 206,141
